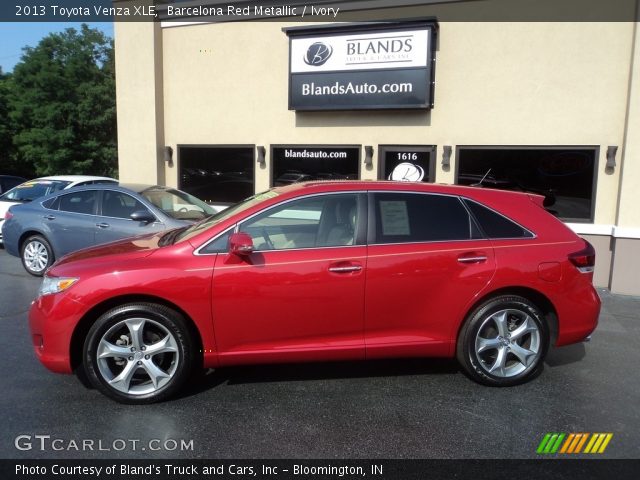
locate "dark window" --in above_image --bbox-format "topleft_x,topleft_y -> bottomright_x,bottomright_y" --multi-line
58,191 -> 97,215
42,197 -> 59,210
271,146 -> 360,187
102,191 -> 150,219
379,145 -> 436,182
178,146 -> 255,206
456,147 -> 597,221
75,180 -> 117,187
373,192 -> 479,244
1,180 -> 71,202
464,199 -> 533,239
201,230 -> 232,254
240,194 -> 359,251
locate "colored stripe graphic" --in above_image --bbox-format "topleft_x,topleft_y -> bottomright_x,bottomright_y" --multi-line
537,433 -> 613,454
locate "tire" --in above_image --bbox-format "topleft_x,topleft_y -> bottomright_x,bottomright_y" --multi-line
456,295 -> 549,387
21,235 -> 54,276
83,303 -> 194,404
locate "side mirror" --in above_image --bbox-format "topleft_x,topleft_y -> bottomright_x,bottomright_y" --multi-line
229,232 -> 254,256
130,210 -> 156,224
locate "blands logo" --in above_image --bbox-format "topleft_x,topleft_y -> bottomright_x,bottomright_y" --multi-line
537,433 -> 613,454
304,42 -> 333,66
290,28 -> 430,74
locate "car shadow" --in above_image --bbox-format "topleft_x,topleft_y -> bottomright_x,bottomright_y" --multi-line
174,358 -> 460,400
545,343 -> 586,367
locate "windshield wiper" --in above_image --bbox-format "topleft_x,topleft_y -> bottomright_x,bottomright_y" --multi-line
159,226 -> 188,246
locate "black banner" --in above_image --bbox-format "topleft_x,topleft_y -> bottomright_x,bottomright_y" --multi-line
3,459 -> 640,480
290,69 -> 431,111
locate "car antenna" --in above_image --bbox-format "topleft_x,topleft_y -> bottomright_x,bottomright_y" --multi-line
471,168 -> 492,187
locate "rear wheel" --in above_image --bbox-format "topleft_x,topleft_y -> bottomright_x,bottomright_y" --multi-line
456,295 -> 549,386
21,235 -> 53,276
83,303 -> 194,404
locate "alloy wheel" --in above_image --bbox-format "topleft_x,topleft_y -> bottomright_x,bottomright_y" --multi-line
96,317 -> 180,396
474,308 -> 541,378
23,240 -> 49,274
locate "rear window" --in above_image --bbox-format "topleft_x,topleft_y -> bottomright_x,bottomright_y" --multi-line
463,199 -> 534,239
0,180 -> 71,202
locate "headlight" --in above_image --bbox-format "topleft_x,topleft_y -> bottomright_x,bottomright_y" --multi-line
39,276 -> 79,296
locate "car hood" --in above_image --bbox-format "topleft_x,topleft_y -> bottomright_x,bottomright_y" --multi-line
52,231 -> 164,269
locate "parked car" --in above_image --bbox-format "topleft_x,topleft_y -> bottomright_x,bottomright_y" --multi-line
3,183 -> 217,275
28,181 -> 600,403
0,175 -> 27,195
274,172 -> 315,186
0,175 -> 117,245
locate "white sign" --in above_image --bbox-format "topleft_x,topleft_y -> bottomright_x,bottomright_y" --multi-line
291,28 -> 430,73
389,162 -> 425,182
379,201 -> 411,236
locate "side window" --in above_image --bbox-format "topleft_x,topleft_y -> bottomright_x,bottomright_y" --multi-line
373,192 -> 479,244
463,199 -> 534,239
102,190 -> 150,219
201,230 -> 232,254
239,194 -> 359,251
42,197 -> 60,210
58,191 -> 97,215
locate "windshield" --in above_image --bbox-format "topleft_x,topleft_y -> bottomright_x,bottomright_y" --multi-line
175,190 -> 280,243
140,187 -> 216,221
0,180 -> 72,202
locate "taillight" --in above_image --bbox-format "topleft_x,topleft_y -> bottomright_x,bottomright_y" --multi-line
569,240 -> 596,273
4,211 -> 13,221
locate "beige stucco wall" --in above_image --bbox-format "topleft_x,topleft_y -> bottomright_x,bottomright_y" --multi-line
114,20 -> 165,184
610,238 -> 640,295
581,234 -> 613,288
617,22 -> 640,230
157,21 -> 634,227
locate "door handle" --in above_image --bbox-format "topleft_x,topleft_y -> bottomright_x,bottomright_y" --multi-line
457,254 -> 488,264
96,223 -> 110,229
43,215 -> 56,221
328,263 -> 362,273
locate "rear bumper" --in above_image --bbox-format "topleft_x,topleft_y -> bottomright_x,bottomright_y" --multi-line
1,220 -> 21,256
554,283 -> 601,346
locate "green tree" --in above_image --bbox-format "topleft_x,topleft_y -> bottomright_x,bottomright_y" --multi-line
0,67 -> 20,175
10,24 -> 117,177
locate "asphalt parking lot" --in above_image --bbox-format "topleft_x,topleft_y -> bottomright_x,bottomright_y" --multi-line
0,247 -> 639,460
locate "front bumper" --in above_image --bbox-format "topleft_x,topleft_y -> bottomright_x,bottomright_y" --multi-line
28,292 -> 86,374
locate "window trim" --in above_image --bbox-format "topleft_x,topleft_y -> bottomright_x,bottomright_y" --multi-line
454,145 -> 600,223
195,189 -> 539,254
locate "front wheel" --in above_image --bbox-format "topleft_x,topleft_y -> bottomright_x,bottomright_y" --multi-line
83,303 -> 194,404
21,235 -> 54,276
456,295 -> 549,386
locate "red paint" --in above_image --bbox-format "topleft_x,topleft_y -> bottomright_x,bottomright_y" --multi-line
29,181 -> 600,374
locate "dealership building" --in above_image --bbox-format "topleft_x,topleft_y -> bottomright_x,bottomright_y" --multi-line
114,0 -> 640,294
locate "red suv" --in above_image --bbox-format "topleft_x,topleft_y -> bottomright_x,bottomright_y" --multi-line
29,181 -> 600,403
